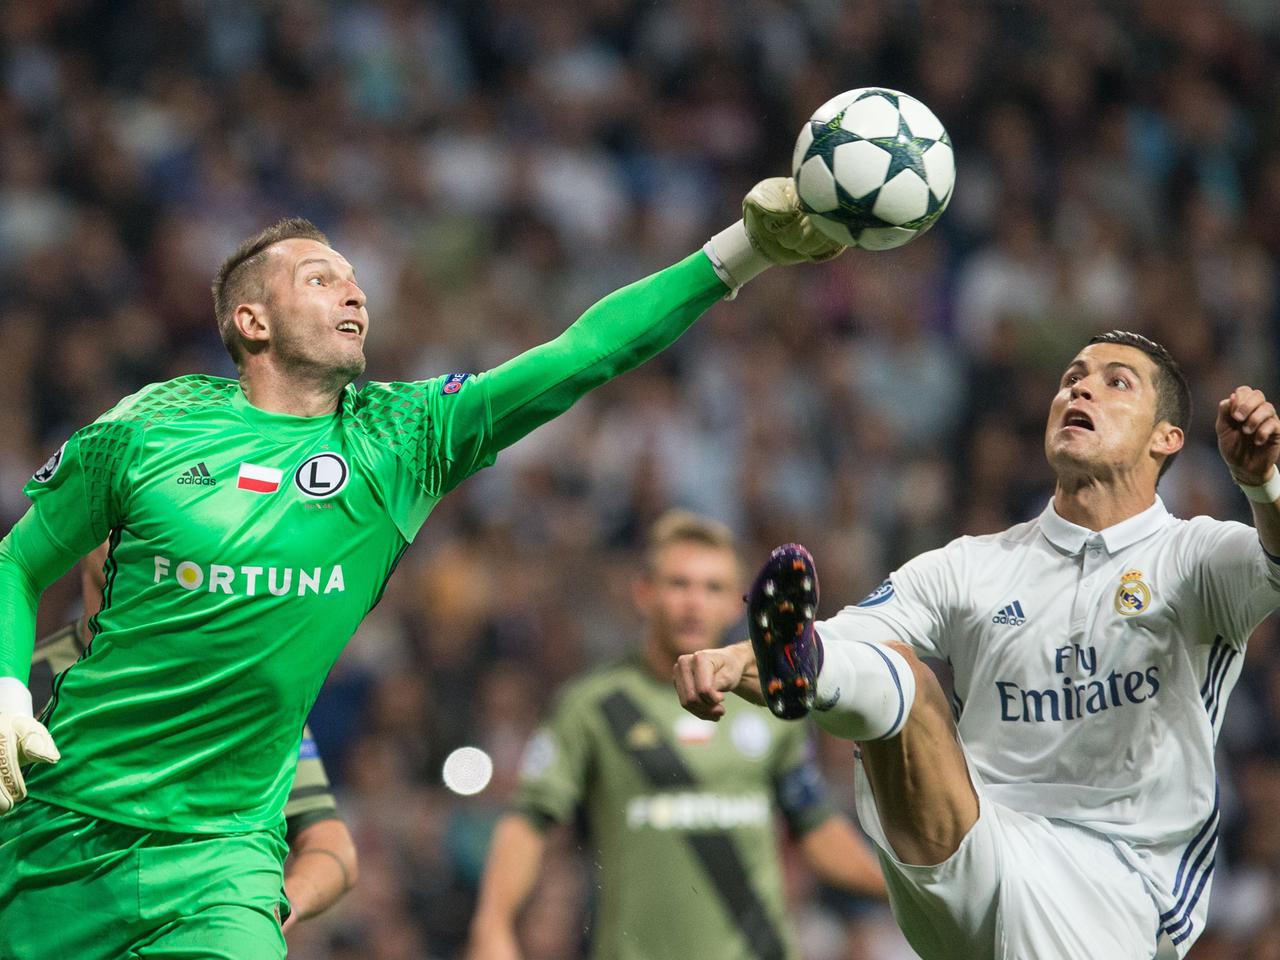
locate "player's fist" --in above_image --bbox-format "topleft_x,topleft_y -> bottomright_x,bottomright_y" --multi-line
1218,386 -> 1280,486
0,712 -> 60,814
673,643 -> 762,721
743,177 -> 846,266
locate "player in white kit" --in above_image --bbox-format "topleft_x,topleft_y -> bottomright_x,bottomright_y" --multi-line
674,331 -> 1280,959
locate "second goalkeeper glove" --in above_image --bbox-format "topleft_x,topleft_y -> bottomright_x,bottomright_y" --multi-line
0,677 -> 60,814
704,176 -> 846,293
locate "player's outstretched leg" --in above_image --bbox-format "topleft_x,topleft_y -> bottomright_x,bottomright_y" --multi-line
747,544 -> 916,740
746,544 -> 822,720
744,545 -> 977,866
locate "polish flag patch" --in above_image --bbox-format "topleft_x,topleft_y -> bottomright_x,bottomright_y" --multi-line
674,714 -> 717,745
237,462 -> 283,494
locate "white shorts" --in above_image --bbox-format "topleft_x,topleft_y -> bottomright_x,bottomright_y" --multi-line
854,759 -> 1163,960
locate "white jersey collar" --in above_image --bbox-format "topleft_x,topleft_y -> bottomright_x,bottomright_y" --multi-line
1038,496 -> 1170,556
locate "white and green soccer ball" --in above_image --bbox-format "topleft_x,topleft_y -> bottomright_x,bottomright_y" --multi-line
793,87 -> 955,251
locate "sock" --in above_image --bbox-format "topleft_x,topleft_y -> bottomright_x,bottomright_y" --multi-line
811,634 -> 916,741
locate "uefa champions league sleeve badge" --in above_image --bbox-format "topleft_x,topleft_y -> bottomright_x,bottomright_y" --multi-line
32,443 -> 66,483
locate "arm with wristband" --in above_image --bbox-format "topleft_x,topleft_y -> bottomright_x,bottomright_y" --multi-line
427,178 -> 845,495
1220,385 -> 1280,556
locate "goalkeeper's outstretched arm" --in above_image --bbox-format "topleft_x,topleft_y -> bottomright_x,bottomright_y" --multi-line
433,178 -> 845,481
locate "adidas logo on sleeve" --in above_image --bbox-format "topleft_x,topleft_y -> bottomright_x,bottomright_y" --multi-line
992,600 -> 1027,626
176,462 -> 217,486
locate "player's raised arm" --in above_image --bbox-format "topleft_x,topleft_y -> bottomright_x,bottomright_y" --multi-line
1220,385 -> 1280,554
426,179 -> 844,494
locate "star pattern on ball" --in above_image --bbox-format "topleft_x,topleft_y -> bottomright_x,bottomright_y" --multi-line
868,113 -> 935,185
801,113 -> 898,231
806,118 -> 862,156
854,88 -> 900,107
794,87 -> 955,246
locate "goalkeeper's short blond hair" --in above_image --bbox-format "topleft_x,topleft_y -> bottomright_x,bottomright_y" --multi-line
644,510 -> 740,575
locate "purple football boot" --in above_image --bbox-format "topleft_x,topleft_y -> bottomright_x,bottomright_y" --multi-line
747,544 -> 821,720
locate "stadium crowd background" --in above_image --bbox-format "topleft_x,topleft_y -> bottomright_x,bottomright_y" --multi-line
2,0 -> 1280,957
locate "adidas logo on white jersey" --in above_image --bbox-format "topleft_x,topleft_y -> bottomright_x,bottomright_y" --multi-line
992,600 -> 1027,626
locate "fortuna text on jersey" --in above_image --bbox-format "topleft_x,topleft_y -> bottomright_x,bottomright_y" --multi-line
152,556 -> 346,596
626,791 -> 771,831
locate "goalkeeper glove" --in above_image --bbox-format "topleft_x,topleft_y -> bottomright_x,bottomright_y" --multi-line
704,176 -> 846,294
0,677 -> 60,814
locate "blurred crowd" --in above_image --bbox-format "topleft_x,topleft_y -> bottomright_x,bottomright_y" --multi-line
4,0 -> 1280,957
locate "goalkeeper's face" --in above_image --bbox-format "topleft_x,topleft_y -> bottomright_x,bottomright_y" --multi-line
261,238 -> 369,383
635,542 -> 742,661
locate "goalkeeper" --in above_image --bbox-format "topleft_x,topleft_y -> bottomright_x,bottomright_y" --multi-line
0,179 -> 840,959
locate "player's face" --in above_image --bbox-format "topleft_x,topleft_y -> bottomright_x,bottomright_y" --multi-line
635,542 -> 742,660
262,238 -> 369,382
1044,343 -> 1172,483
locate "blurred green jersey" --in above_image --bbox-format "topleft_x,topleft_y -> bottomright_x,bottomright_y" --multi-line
515,658 -> 834,960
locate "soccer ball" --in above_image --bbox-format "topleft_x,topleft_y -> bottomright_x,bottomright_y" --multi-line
793,88 -> 955,251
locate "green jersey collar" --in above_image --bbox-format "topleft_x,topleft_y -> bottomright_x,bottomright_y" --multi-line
231,383 -> 345,442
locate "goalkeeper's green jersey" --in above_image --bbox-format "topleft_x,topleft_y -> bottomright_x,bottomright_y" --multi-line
514,657 -> 833,960
0,252 -> 726,833
27,620 -> 340,838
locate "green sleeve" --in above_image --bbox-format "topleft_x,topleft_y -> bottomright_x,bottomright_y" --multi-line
512,685 -> 598,828
0,515 -> 89,684
431,251 -> 727,495
0,424 -> 137,681
350,253 -> 726,540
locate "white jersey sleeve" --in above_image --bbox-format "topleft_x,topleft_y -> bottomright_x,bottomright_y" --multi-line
816,540 -> 963,661
1175,516 -> 1280,650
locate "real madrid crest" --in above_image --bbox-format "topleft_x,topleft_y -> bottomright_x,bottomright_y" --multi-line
1115,569 -> 1152,616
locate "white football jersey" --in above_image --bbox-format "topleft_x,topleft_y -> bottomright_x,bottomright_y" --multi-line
817,498 -> 1280,955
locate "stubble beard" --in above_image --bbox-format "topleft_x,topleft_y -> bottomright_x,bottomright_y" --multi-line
273,321 -> 367,392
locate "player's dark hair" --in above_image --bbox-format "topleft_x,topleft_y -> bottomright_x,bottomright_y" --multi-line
212,218 -> 330,367
1087,330 -> 1192,479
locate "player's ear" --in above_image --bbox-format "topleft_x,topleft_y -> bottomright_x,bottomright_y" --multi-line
1151,421 -> 1184,460
234,302 -> 271,346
